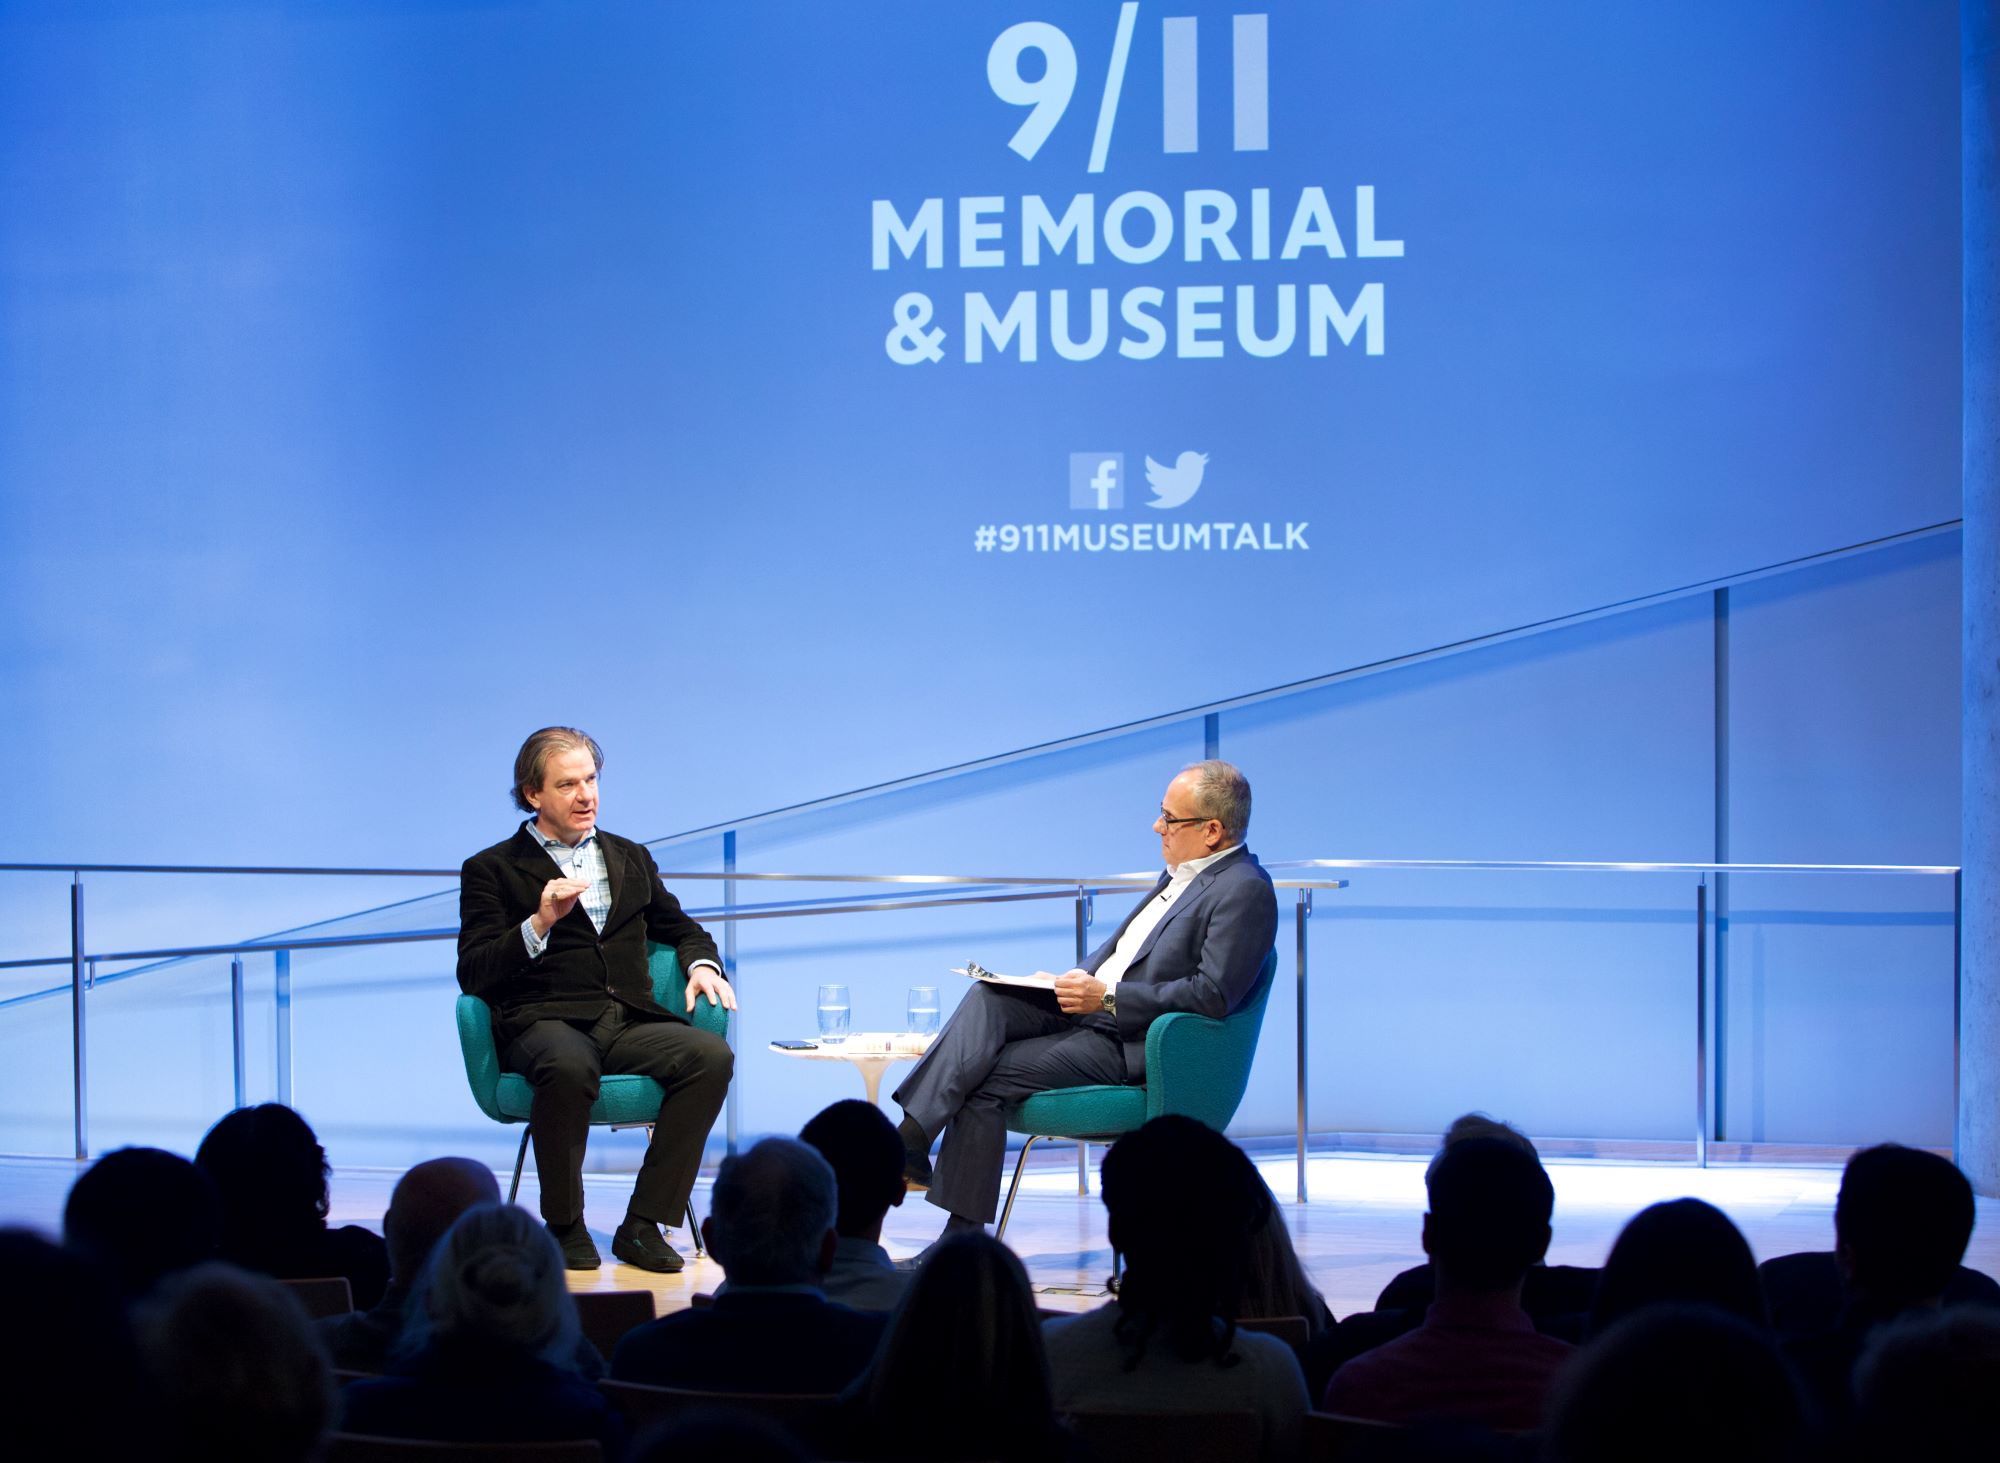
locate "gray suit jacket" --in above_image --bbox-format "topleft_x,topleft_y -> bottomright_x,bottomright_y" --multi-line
1081,846 -> 1278,1080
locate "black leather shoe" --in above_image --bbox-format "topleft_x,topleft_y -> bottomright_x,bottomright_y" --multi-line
612,1216 -> 686,1274
547,1219 -> 601,1271
902,1146 -> 933,1192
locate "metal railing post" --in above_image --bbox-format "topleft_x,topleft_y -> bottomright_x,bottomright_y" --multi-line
1296,887 -> 1311,1203
723,830 -> 739,1156
1695,880 -> 1709,1168
1076,888 -> 1093,1193
231,956 -> 247,1110
70,873 -> 87,1160
1953,868 -> 1963,1167
274,949 -> 292,1106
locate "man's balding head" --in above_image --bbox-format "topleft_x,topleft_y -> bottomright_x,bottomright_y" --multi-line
383,1158 -> 500,1285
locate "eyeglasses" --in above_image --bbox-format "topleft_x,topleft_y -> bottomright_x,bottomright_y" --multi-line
1157,807 -> 1213,829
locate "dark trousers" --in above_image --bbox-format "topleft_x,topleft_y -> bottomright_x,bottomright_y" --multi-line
502,1003 -> 733,1228
891,982 -> 1129,1224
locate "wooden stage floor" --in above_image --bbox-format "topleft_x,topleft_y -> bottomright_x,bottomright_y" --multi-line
7,1146 -> 1998,1319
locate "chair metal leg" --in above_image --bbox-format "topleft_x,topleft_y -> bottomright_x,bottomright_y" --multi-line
1077,1139 -> 1089,1194
508,1125 -> 532,1205
995,1134 -> 1046,1241
686,1200 -> 704,1257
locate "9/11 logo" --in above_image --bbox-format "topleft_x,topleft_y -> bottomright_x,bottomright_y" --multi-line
990,6 -> 1269,172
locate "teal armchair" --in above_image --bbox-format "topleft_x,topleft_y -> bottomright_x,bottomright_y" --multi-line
995,948 -> 1279,1238
456,942 -> 732,1248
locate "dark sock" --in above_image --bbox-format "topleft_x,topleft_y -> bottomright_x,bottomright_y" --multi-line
898,1116 -> 929,1155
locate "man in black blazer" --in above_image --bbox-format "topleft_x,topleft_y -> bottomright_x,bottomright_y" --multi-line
892,760 -> 1278,1231
458,727 -> 737,1273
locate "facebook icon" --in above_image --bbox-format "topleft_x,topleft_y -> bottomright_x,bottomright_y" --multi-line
1068,452 -> 1125,511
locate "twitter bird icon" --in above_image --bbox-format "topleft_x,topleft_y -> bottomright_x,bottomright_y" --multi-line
1144,451 -> 1209,509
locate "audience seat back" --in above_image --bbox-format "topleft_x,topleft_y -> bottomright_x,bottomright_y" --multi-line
278,1274 -> 355,1319
1064,1408 -> 1260,1463
324,1435 -> 603,1462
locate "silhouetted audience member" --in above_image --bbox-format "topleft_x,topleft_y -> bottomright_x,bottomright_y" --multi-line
612,1137 -> 885,1392
63,1144 -> 221,1300
195,1102 -> 391,1307
318,1156 -> 512,1373
845,1231 -> 1079,1462
1761,1248 -> 2000,1340
340,1202 -> 623,1451
1543,1305 -> 1807,1463
1324,1135 -> 1572,1431
1243,1173 -> 1333,1337
1042,1116 -> 1309,1463
1371,1115 -> 1597,1328
1588,1197 -> 1766,1336
1851,1305 -> 2000,1462
0,1228 -> 148,1458
800,1098 -> 909,1311
1783,1143 -> 1978,1428
136,1261 -> 338,1463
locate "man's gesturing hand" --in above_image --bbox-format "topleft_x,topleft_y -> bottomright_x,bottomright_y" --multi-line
1053,969 -> 1108,1015
531,877 -> 592,938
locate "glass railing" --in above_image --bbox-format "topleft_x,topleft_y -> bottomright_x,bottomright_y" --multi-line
0,853 -> 1958,1201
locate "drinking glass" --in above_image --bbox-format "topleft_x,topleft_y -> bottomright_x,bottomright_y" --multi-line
906,985 -> 940,1036
816,983 -> 851,1043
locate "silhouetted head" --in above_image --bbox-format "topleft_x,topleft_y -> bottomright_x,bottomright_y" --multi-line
861,1231 -> 1058,1460
1590,1197 -> 1765,1335
1101,1116 -> 1269,1364
135,1262 -> 336,1463
1854,1306 -> 2000,1462
383,1156 -> 502,1286
1545,1305 -> 1806,1463
705,1137 -> 838,1287
0,1228 -> 146,1455
195,1104 -> 331,1266
1421,1135 -> 1554,1292
1835,1144 -> 1974,1310
801,1099 -> 906,1240
64,1146 -> 220,1298
1426,1111 -> 1539,1184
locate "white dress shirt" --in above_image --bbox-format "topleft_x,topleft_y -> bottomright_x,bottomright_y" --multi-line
1094,843 -> 1241,990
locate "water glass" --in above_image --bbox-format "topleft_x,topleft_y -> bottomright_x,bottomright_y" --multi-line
906,985 -> 940,1036
816,983 -> 851,1043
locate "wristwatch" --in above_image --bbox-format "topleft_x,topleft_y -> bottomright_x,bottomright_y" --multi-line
1100,988 -> 1118,1016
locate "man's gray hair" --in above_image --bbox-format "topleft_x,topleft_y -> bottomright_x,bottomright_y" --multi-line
510,727 -> 603,814
1185,759 -> 1253,842
708,1137 -> 838,1287
418,1202 -> 579,1363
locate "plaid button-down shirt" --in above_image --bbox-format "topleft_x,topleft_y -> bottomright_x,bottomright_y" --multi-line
520,822 -> 610,957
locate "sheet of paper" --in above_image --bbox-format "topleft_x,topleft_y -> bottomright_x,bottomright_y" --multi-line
953,963 -> 1059,990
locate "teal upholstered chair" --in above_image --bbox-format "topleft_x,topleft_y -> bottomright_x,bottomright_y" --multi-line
456,942 -> 730,1250
994,948 -> 1279,1238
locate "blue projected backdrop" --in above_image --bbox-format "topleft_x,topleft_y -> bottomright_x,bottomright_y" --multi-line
0,1 -> 1960,863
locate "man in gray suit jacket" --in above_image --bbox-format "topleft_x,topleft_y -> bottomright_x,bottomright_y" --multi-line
892,760 -> 1279,1230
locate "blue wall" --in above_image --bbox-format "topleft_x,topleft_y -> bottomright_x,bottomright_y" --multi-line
0,3 -> 1964,1163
